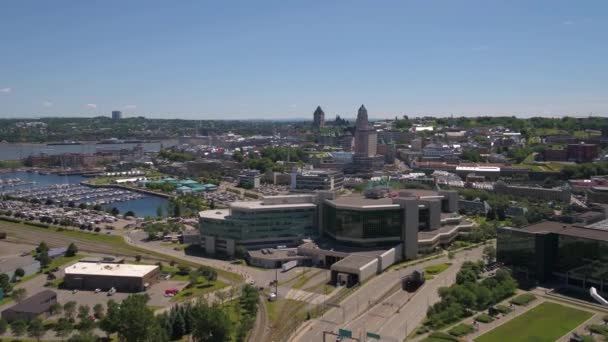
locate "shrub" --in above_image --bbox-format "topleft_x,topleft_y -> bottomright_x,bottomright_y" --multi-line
509,293 -> 536,306
427,331 -> 458,341
493,304 -> 511,314
26,222 -> 50,229
0,216 -> 22,223
448,323 -> 474,337
475,313 -> 494,323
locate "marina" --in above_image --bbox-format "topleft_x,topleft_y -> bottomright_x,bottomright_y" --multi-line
0,171 -> 169,217
1,184 -> 146,206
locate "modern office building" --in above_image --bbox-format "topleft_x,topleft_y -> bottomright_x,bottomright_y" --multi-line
290,169 -> 344,191
111,110 -> 122,121
199,195 -> 319,255
199,189 -> 471,260
313,106 -> 325,130
497,221 -> 608,293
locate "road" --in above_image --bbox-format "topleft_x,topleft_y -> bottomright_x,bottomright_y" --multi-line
293,245 -> 485,342
124,229 -> 314,287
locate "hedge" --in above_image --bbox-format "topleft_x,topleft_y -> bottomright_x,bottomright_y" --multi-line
509,293 -> 536,306
475,313 -> 494,323
448,323 -> 474,337
0,216 -> 22,223
494,304 -> 512,314
426,332 -> 458,341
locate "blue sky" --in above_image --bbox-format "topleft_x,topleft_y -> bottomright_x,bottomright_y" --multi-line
1,1 -> 607,119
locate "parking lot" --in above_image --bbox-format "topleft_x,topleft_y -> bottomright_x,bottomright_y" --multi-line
48,279 -> 189,312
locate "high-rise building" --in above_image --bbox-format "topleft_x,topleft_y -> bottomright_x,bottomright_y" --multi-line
354,105 -> 377,157
352,105 -> 383,172
313,106 -> 325,130
111,110 -> 122,121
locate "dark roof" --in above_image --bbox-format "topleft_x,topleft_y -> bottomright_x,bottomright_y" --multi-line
3,290 -> 57,314
521,221 -> 608,242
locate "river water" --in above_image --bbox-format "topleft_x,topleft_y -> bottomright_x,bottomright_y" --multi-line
0,171 -> 169,218
0,140 -> 176,161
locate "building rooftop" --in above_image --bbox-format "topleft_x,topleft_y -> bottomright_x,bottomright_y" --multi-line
3,290 -> 56,314
520,221 -> 608,241
327,196 -> 397,209
331,254 -> 378,273
199,209 -> 230,220
231,200 -> 317,210
64,262 -> 158,277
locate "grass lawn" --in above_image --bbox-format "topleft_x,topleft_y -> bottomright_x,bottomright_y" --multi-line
424,263 -> 451,276
304,281 -> 336,295
475,302 -> 593,342
170,279 -> 228,302
0,221 -> 243,284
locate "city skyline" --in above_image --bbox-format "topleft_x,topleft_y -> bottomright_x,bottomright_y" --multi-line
1,1 -> 607,119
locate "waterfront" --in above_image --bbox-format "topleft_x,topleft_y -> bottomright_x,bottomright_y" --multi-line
0,171 -> 169,217
0,140 -> 176,160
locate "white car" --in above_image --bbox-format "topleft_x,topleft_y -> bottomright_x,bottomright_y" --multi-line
95,288 -> 101,293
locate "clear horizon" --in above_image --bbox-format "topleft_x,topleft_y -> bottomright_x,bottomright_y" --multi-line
1,1 -> 607,119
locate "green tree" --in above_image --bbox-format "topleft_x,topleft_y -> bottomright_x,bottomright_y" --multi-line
0,274 -> 12,294
66,242 -> 78,257
27,318 -> 46,342
50,302 -> 63,316
93,303 -> 105,319
64,301 -> 77,320
14,267 -> 25,278
483,245 -> 497,265
189,271 -> 200,286
99,300 -> 120,338
191,301 -> 232,342
156,205 -> 163,218
0,318 -> 8,335
54,317 -> 74,338
116,294 -> 163,342
111,207 -> 120,216
12,287 -> 27,302
10,320 -> 27,337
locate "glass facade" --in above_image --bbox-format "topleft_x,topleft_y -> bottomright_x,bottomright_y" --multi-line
553,235 -> 608,290
498,227 -> 608,290
323,204 -> 403,242
497,228 -> 544,281
202,207 -> 316,241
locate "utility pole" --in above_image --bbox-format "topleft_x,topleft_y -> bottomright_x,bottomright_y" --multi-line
275,268 -> 278,295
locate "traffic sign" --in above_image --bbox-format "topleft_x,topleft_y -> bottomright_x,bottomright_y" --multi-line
339,329 -> 352,338
366,332 -> 381,340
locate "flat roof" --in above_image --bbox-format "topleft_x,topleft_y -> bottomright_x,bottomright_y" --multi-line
230,201 -> 316,210
328,196 -> 396,208
516,221 -> 608,241
64,262 -> 158,278
331,254 -> 377,273
199,209 -> 229,219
